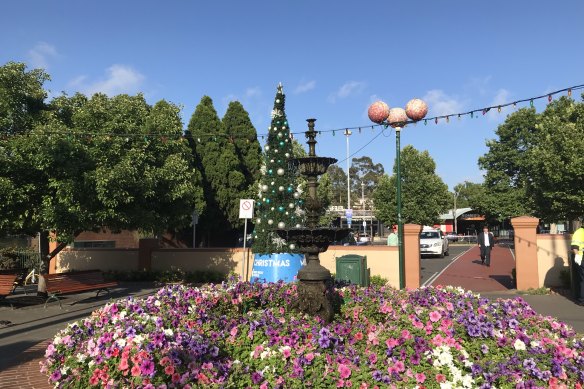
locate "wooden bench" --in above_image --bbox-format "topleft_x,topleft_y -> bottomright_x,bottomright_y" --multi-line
43,270 -> 118,309
0,273 -> 17,309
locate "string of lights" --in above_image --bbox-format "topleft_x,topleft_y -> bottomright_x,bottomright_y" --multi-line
3,83 -> 582,141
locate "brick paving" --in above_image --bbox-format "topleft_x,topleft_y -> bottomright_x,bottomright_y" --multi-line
431,244 -> 516,291
0,340 -> 51,388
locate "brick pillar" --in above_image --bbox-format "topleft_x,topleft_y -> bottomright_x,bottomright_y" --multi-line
403,224 -> 422,289
138,238 -> 159,271
511,216 -> 540,290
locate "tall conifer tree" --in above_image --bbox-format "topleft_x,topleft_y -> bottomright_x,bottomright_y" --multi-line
186,96 -> 234,245
222,101 -> 262,200
252,84 -> 302,254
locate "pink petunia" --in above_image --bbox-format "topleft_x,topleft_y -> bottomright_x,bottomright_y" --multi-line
435,373 -> 446,383
429,311 -> 442,322
338,363 -> 352,379
131,365 -> 141,377
119,358 -> 129,371
415,372 -> 426,383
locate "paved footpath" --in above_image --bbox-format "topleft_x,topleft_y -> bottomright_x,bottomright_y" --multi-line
431,244 -> 516,291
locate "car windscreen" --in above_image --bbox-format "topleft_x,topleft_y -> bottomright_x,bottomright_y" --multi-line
420,231 -> 440,239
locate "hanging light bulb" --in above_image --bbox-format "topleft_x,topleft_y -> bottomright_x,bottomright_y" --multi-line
548,94 -> 552,103
498,106 -> 502,113
568,89 -> 572,97
530,99 -> 534,107
446,116 -> 450,123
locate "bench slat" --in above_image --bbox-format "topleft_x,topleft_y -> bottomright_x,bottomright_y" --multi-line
42,271 -> 118,296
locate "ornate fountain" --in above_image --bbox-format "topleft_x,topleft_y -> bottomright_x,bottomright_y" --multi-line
276,118 -> 350,322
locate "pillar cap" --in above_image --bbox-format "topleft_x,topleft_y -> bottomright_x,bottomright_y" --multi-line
403,224 -> 422,235
510,216 -> 539,228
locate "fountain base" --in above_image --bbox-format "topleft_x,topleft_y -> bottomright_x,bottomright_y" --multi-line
294,279 -> 335,323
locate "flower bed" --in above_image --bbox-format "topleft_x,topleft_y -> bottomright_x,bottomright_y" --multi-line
41,280 -> 584,388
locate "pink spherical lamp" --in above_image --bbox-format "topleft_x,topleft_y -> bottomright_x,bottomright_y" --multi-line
367,101 -> 390,124
387,107 -> 408,128
405,98 -> 428,121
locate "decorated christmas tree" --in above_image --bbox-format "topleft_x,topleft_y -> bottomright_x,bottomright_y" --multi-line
252,84 -> 303,254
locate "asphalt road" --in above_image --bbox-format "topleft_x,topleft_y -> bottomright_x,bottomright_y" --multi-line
420,244 -> 473,287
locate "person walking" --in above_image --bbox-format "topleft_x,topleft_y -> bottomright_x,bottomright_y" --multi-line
478,225 -> 495,267
387,227 -> 398,246
570,225 -> 584,305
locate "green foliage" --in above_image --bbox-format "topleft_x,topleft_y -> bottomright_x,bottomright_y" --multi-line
1,87 -> 204,245
526,96 -> 584,221
479,97 -> 584,222
369,274 -> 389,287
252,85 -> 302,254
0,61 -> 50,135
102,268 -> 226,284
187,96 -> 244,245
326,164 -> 348,206
373,145 -> 450,226
349,156 -> 384,207
478,107 -> 538,220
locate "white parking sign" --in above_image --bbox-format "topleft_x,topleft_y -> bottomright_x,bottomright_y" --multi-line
239,199 -> 254,219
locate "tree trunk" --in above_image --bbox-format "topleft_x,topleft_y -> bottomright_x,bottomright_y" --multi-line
37,231 -> 49,295
37,231 -> 76,295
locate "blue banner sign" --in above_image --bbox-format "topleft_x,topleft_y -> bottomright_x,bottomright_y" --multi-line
250,253 -> 305,283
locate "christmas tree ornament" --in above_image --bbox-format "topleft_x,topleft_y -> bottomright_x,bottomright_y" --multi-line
278,186 -> 285,191
287,187 -> 293,192
288,203 -> 294,208
289,244 -> 296,250
294,192 -> 300,199
295,224 -> 301,228
285,153 -> 290,158
405,98 -> 428,121
278,222 -> 285,229
278,206 -> 284,212
277,132 -> 283,138
368,101 -> 390,124
268,169 -> 273,175
387,107 -> 408,128
268,219 -> 274,225
261,185 -> 268,192
279,141 -> 284,146
265,145 -> 270,151
277,168 -> 285,176
256,218 -> 261,224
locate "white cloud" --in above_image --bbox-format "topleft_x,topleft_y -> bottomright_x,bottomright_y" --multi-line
76,65 -> 145,96
328,81 -> 366,103
294,80 -> 316,94
245,87 -> 261,98
422,89 -> 465,117
28,42 -> 58,70
465,76 -> 492,96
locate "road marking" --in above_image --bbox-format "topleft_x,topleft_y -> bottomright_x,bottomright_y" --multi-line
423,272 -> 438,286
508,246 -> 515,261
422,247 -> 474,287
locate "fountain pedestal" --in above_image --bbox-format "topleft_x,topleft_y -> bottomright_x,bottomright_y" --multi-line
277,119 -> 349,323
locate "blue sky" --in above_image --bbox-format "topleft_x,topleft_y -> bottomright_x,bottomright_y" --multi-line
2,1 -> 583,190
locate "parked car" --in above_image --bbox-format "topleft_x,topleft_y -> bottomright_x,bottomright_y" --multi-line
420,227 -> 449,257
356,233 -> 371,245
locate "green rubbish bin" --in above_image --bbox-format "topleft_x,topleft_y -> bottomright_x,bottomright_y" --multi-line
336,255 -> 369,287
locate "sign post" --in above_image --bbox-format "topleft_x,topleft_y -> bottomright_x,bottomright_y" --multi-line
239,199 -> 254,281
192,211 -> 198,248
345,208 -> 353,228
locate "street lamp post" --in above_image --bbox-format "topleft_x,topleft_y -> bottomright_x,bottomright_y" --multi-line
344,129 -> 352,219
453,192 -> 459,235
368,99 -> 428,289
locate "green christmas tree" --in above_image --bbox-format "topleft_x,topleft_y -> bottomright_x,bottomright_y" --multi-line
253,84 -> 303,254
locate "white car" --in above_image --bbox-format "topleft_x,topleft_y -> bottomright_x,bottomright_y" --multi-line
419,228 -> 449,258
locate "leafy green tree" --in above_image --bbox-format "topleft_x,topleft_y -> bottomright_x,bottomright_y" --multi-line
349,156 -> 384,207
0,62 -> 50,135
186,96 -> 242,246
453,181 -> 486,209
1,91 -> 204,292
326,164 -> 348,206
478,108 -> 537,220
373,145 -> 449,226
527,96 -> 584,221
252,84 -> 302,254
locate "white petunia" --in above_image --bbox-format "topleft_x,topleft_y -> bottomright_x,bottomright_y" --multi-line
513,339 -> 526,350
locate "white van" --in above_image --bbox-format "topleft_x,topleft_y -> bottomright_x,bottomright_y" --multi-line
419,226 -> 449,258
